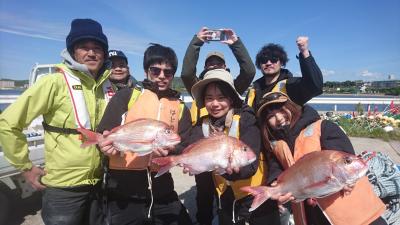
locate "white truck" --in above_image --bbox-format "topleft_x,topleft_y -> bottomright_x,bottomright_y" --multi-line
0,63 -> 55,223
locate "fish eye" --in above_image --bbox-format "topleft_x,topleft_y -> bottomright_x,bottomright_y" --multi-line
164,129 -> 171,134
344,156 -> 352,164
243,146 -> 247,151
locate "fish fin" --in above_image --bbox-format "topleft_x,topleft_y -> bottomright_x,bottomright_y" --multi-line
240,186 -> 271,212
123,144 -> 153,156
152,157 -> 175,178
77,128 -> 100,147
135,150 -> 153,156
215,168 -> 226,175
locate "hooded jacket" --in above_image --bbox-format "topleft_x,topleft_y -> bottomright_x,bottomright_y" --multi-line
0,49 -> 111,187
270,105 -> 358,225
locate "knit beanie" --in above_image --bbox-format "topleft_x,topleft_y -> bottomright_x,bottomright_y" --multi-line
66,18 -> 108,55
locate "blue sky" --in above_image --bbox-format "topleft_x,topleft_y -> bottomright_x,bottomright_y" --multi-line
0,0 -> 399,82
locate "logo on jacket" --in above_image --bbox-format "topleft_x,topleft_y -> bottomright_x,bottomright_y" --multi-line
72,85 -> 82,90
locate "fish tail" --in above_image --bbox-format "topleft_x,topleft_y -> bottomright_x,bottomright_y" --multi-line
240,186 -> 271,212
77,128 -> 100,147
152,157 -> 175,178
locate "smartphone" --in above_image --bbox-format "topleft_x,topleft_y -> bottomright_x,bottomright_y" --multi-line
206,29 -> 226,41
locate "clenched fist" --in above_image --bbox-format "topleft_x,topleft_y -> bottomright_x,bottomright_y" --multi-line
296,36 -> 310,58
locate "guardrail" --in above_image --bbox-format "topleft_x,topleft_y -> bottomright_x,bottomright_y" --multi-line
2,94 -> 399,105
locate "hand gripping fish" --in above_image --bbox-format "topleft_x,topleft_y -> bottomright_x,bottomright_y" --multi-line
241,150 -> 368,211
152,134 -> 257,178
77,118 -> 181,156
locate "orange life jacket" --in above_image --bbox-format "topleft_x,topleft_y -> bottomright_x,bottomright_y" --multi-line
109,89 -> 181,170
271,119 -> 386,225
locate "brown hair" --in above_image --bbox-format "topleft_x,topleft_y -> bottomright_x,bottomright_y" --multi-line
259,100 -> 302,152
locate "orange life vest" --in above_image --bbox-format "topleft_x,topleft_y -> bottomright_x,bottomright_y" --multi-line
271,119 -> 386,225
109,89 -> 181,170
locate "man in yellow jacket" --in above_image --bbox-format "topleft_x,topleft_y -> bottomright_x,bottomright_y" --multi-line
0,18 -> 112,225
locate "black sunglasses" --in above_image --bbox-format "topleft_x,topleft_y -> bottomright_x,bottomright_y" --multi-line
260,56 -> 280,64
148,66 -> 174,78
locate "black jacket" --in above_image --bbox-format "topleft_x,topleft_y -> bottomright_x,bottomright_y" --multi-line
97,80 -> 192,199
248,53 -> 323,112
270,105 -> 355,225
192,105 -> 280,224
181,35 -> 256,95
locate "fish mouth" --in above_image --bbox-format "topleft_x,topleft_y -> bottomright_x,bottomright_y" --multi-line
167,137 -> 181,146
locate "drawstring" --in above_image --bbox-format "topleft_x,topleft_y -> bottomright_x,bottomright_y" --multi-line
146,168 -> 154,218
232,199 -> 237,223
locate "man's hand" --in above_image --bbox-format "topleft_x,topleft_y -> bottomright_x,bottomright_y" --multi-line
270,181 -> 295,204
152,147 -> 169,157
221,28 -> 238,45
197,27 -> 210,42
342,184 -> 355,196
22,165 -> 46,190
98,130 -> 119,156
296,36 -> 310,58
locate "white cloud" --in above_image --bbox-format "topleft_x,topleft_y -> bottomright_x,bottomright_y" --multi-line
360,70 -> 384,80
321,69 -> 335,77
0,12 -> 152,56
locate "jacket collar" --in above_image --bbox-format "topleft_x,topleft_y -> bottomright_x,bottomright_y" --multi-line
60,48 -> 111,79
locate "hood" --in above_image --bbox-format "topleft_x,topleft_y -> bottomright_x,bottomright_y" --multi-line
60,48 -> 110,78
290,105 -> 320,136
253,68 -> 293,90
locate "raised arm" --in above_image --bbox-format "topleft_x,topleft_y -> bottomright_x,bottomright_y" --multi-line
181,27 -> 208,94
287,36 -> 323,105
223,29 -> 256,95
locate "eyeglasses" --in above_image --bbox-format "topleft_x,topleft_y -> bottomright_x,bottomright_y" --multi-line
260,56 -> 280,64
148,67 -> 175,78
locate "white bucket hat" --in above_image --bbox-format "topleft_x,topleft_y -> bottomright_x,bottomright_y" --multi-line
191,69 -> 242,108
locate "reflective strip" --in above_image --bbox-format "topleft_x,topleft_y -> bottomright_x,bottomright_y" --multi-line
228,115 -> 240,138
246,88 -> 256,107
61,68 -> 91,129
272,79 -> 287,93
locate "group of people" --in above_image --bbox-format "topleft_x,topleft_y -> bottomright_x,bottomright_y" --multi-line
0,18 -> 390,225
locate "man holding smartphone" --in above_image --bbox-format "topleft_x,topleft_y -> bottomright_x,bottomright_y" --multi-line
181,26 -> 256,225
181,27 -> 255,123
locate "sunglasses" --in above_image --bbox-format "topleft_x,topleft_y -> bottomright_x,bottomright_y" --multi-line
148,66 -> 175,78
260,56 -> 280,64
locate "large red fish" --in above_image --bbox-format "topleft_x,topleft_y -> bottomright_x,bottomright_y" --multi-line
152,134 -> 257,178
77,118 -> 181,156
241,150 -> 368,211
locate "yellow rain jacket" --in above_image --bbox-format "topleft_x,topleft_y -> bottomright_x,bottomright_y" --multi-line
0,62 -> 111,187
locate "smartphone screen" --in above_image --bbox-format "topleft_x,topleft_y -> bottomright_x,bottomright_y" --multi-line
207,29 -> 226,41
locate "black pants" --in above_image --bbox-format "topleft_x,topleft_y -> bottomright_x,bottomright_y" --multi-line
195,172 -> 216,225
107,191 -> 193,225
41,185 -> 99,225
